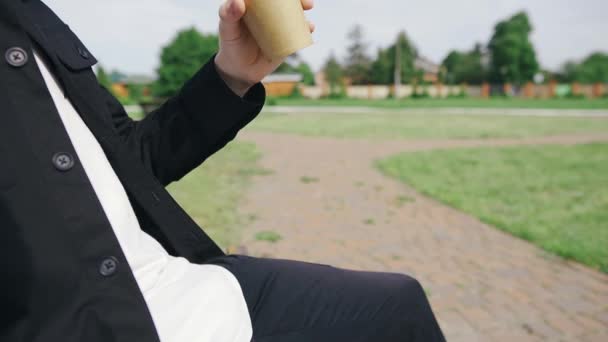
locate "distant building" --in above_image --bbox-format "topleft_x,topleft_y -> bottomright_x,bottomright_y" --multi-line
414,56 -> 441,83
111,74 -> 155,99
262,73 -> 303,97
314,71 -> 327,89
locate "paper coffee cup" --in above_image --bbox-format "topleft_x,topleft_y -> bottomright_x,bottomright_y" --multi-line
243,0 -> 314,60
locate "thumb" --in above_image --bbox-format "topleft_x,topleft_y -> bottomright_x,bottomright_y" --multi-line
219,0 -> 246,41
219,0 -> 246,22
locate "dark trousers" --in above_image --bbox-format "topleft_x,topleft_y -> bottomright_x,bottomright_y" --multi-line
207,255 -> 445,342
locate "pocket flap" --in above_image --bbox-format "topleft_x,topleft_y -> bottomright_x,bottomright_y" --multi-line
43,25 -> 98,71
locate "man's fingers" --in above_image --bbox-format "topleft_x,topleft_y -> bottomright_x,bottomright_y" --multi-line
222,0 -> 312,21
301,0 -> 314,11
219,0 -> 246,41
220,0 -> 312,41
308,21 -> 316,33
303,0 -> 314,33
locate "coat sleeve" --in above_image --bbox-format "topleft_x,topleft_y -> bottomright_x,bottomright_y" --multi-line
101,57 -> 266,186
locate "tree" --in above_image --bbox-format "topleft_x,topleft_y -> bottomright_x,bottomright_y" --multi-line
273,60 -> 316,86
296,62 -> 316,86
370,48 -> 392,85
275,62 -> 297,73
557,53 -> 608,83
488,11 -> 539,84
574,53 -> 608,83
556,61 -> 579,83
323,53 -> 344,97
370,31 -> 418,85
154,28 -> 219,97
442,43 -> 487,84
344,25 -> 372,85
96,65 -> 112,89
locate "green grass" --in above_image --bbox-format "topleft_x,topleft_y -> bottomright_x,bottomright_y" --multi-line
376,143 -> 608,272
300,176 -> 320,184
255,231 -> 283,243
270,98 -> 608,109
167,142 -> 266,250
248,112 -> 608,140
363,218 -> 376,225
395,195 -> 415,207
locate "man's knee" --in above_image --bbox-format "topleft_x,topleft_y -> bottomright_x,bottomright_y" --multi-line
390,273 -> 430,313
392,273 -> 445,341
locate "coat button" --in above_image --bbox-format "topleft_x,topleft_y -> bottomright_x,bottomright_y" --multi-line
77,46 -> 89,59
5,47 -> 28,67
99,257 -> 119,277
52,152 -> 75,172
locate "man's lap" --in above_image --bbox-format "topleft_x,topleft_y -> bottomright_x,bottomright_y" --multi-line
206,255 -> 445,342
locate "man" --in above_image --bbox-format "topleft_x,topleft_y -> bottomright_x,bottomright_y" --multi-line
0,0 -> 445,341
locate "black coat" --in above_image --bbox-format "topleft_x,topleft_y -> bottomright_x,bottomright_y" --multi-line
0,1 -> 265,341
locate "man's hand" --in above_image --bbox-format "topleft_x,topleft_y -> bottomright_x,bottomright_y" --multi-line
215,0 -> 315,97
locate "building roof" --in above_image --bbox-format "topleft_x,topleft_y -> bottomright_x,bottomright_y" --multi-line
415,56 -> 440,74
122,74 -> 156,85
262,73 -> 303,83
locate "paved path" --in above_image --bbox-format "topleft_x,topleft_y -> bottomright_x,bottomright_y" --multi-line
265,106 -> 608,117
236,132 -> 608,342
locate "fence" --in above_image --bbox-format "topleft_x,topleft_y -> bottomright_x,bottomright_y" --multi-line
298,82 -> 608,100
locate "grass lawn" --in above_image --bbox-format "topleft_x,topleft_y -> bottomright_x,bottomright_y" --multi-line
247,112 -> 608,140
167,141 -> 267,250
376,143 -> 608,272
269,98 -> 608,110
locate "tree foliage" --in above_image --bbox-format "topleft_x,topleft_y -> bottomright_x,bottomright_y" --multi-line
488,11 -> 539,84
154,28 -> 219,97
323,53 -> 344,96
274,60 -> 316,86
96,65 -> 112,89
344,24 -> 373,85
442,43 -> 487,84
275,62 -> 295,73
370,31 -> 418,84
559,53 -> 608,83
296,62 -> 316,86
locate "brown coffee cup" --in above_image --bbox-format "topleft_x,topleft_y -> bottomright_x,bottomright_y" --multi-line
243,0 -> 314,61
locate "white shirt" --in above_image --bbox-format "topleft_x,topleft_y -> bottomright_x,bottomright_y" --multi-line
34,51 -> 253,342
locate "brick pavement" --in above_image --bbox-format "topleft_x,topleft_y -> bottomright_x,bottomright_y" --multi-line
236,132 -> 608,341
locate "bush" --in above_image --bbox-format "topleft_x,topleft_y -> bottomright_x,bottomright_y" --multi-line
411,87 -> 430,99
117,96 -> 139,106
324,87 -> 347,99
327,92 -> 347,99
565,92 -> 586,100
265,96 -> 278,106
447,86 -> 468,99
447,92 -> 467,99
288,86 -> 305,99
490,92 -> 510,99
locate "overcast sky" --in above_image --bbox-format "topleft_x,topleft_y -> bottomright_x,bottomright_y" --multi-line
44,0 -> 608,75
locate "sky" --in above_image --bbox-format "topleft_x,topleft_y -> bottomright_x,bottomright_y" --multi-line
44,0 -> 608,76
